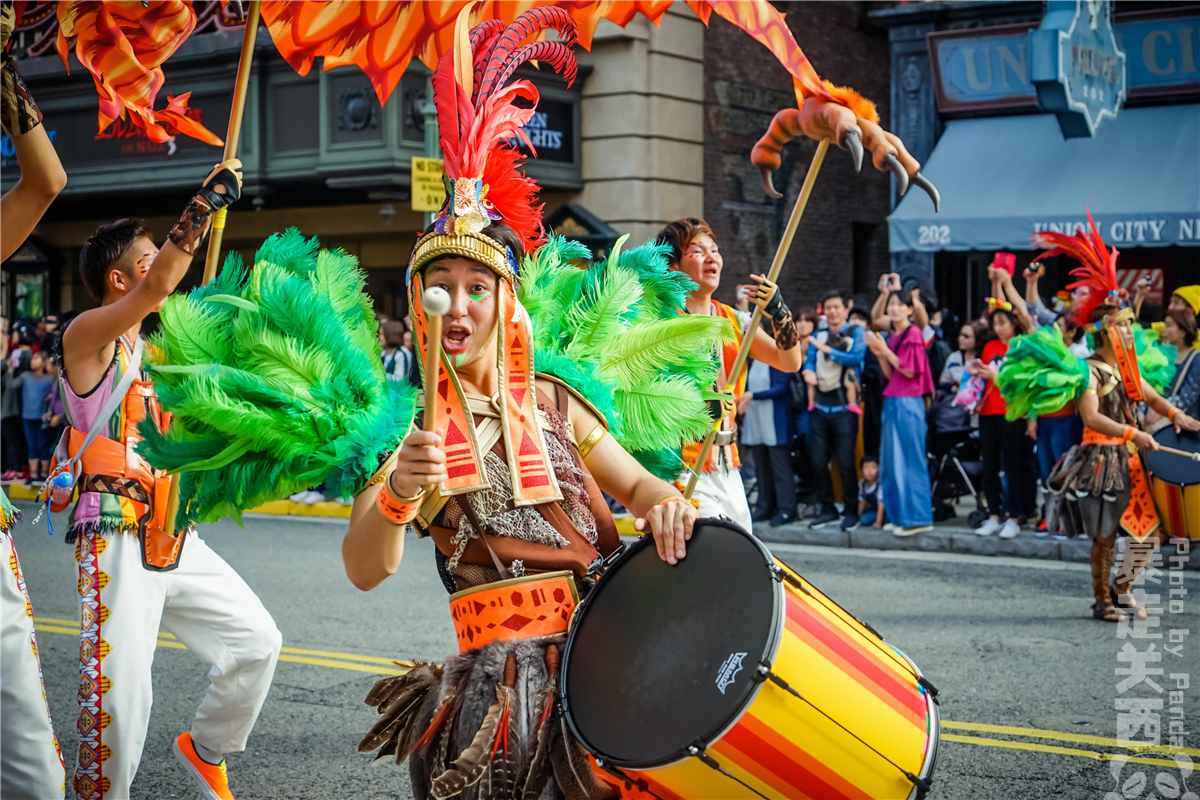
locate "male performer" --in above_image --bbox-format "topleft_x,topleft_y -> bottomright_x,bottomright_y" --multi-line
56,161 -> 282,799
997,218 -> 1199,621
657,218 -> 803,531
1,1 -> 69,794
802,289 -> 866,530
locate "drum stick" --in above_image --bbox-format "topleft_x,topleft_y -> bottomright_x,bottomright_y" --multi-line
1157,445 -> 1200,462
684,138 -> 831,500
422,287 -> 452,493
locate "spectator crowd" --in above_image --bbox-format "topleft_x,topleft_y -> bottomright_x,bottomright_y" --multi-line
734,268 -> 1200,538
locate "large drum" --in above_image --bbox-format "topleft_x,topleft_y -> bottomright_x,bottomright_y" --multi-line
1144,428 -> 1200,540
561,520 -> 940,800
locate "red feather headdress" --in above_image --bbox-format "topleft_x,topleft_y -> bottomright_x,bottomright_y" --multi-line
404,8 -> 576,510
409,7 -> 578,281
1032,209 -> 1124,328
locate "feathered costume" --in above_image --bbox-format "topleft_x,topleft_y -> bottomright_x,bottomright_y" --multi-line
138,8 -> 728,798
997,213 -> 1165,619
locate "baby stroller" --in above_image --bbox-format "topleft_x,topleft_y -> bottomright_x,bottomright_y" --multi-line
926,388 -> 987,526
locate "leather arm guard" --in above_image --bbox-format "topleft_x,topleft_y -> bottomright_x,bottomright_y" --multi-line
167,165 -> 242,255
761,288 -> 798,351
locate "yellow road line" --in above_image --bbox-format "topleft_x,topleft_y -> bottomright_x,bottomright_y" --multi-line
942,734 -> 1190,767
943,721 -> 1200,759
31,619 -> 1200,759
34,618 -> 400,667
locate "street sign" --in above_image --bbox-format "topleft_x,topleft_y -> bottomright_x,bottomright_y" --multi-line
411,156 -> 446,212
1030,0 -> 1127,138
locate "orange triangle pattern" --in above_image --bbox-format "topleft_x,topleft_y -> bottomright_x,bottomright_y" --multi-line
1122,454 -> 1160,542
497,282 -> 560,503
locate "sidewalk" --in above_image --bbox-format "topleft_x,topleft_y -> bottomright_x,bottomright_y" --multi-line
751,518 -> 1200,570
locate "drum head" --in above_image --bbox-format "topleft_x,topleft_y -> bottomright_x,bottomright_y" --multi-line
561,519 -> 781,769
1145,429 -> 1200,486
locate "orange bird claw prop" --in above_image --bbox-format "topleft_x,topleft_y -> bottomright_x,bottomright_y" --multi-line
751,95 -> 941,212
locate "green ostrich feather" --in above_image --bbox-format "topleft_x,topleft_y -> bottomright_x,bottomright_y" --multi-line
997,325 -> 1091,421
521,234 -> 730,479
1133,323 -> 1177,394
138,229 -> 417,527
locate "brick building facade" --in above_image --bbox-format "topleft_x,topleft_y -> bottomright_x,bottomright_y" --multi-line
702,3 -> 894,310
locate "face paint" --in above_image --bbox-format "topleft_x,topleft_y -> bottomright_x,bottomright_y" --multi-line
135,252 -> 153,276
454,354 -> 465,367
468,291 -> 488,303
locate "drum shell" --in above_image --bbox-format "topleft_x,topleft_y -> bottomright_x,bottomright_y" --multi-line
1145,429 -> 1200,540
583,559 -> 939,800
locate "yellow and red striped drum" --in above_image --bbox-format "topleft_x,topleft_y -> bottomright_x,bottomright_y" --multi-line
562,520 -> 939,800
1144,429 -> 1200,540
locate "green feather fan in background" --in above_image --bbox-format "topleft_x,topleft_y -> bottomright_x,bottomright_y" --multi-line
139,229 -> 729,526
1133,324 -> 1177,395
519,234 -> 733,480
996,324 -> 1091,420
138,229 -> 416,528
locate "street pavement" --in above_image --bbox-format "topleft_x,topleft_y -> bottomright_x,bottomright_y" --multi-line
9,501 -> 1199,800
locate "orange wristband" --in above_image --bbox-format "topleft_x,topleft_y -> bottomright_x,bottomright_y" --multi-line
1122,426 -> 1136,442
376,478 -> 422,524
1168,407 -> 1180,421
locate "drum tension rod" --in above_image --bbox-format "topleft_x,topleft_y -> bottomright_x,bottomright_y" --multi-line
593,760 -> 668,800
919,676 -> 940,699
771,564 -> 813,596
687,742 -> 771,800
755,665 -> 933,795
771,565 -> 887,641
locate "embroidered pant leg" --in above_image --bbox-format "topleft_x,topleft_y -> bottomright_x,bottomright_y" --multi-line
160,533 -> 281,755
74,531 -> 167,800
1,534 -> 65,800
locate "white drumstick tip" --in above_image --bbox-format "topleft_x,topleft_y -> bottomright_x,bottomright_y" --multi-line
423,287 -> 451,317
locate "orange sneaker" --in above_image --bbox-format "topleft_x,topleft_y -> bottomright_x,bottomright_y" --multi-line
173,732 -> 235,800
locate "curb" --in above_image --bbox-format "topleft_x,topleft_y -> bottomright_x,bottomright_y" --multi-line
753,521 -> 1200,570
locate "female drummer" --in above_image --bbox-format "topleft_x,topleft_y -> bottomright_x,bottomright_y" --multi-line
344,13 -> 710,797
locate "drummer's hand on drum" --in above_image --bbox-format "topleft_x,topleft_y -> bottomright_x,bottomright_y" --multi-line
389,427 -> 446,498
1173,411 -> 1200,434
1132,429 -> 1160,453
635,498 -> 698,565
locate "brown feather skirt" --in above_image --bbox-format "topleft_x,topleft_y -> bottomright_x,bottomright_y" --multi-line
1046,443 -> 1131,540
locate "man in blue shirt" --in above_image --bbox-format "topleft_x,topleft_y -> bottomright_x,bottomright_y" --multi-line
802,289 -> 865,531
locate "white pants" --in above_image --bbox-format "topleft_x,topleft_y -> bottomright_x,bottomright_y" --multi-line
1,533 -> 67,800
73,530 -> 282,800
687,466 -> 753,533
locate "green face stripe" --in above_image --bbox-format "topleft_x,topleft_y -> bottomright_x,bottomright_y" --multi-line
468,291 -> 488,302
454,353 -> 465,367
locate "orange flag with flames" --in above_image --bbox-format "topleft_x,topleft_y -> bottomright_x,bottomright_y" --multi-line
259,0 -> 842,109
55,1 -> 222,145
54,0 -> 870,143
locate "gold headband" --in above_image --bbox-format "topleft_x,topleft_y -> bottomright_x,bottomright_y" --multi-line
409,232 -> 515,283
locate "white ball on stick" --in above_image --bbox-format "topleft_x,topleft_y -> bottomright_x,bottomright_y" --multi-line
421,287 -> 452,465
423,286 -> 451,317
